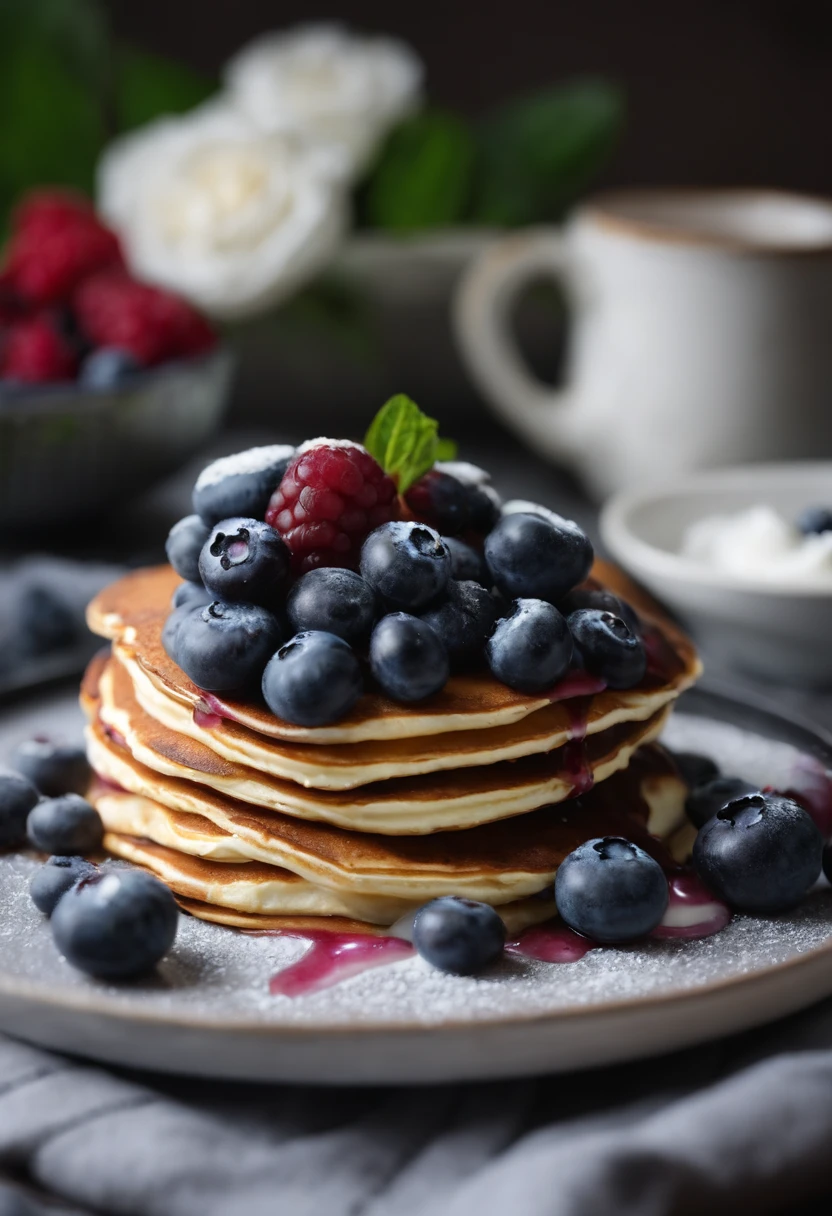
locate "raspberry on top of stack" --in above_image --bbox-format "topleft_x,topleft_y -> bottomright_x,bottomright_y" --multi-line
0,190 -> 215,388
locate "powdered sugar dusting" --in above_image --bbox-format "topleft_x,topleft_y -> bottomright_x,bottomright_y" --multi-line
195,445 -> 296,489
436,461 -> 490,486
297,438 -> 367,455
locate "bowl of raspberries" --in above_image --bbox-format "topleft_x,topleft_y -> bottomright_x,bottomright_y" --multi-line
0,190 -> 232,530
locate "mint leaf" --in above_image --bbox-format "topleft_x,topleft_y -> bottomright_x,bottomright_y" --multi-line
364,395 -> 455,493
435,437 -> 459,461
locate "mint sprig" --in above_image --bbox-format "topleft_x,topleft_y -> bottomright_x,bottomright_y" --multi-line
364,395 -> 458,494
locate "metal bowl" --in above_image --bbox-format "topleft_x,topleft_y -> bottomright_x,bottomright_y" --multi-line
0,347 -> 234,530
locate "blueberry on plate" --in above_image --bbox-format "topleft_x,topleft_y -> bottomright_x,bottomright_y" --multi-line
693,792 -> 822,912
485,512 -> 593,603
442,537 -> 489,585
198,517 -> 291,607
0,768 -> 40,848
262,631 -> 363,726
485,599 -> 573,693
567,608 -> 646,690
685,775 -> 759,829
360,522 -> 451,611
420,581 -> 498,665
165,515 -> 212,584
171,581 -> 212,610
192,445 -> 295,527
51,869 -> 179,979
79,347 -> 141,388
673,751 -> 721,791
555,837 -> 669,943
19,584 -> 77,655
173,601 -> 282,691
370,614 -> 449,702
796,505 -> 832,536
412,896 -> 506,975
286,568 -> 377,647
30,855 -> 97,916
10,739 -> 90,797
822,840 -> 832,886
560,587 -> 640,636
27,794 -> 103,855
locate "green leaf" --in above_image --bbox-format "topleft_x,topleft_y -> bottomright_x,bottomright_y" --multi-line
435,437 -> 459,461
471,78 -> 624,226
364,395 -> 456,493
360,109 -> 476,232
0,0 -> 109,229
115,44 -> 215,131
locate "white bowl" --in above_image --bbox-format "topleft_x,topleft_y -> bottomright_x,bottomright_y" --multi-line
600,462 -> 832,686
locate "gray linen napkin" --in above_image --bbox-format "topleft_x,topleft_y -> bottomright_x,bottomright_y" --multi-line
0,1007 -> 830,1216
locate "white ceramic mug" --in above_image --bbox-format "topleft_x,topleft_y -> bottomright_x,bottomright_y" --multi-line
454,190 -> 832,498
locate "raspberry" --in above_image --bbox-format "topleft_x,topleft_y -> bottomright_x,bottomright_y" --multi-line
0,315 -> 77,383
5,190 -> 123,306
73,272 -> 216,367
266,441 -> 399,573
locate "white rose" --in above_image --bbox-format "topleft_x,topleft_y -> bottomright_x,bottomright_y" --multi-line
224,23 -> 423,180
96,102 -> 346,321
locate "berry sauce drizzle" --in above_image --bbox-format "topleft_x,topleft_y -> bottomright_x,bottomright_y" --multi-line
563,738 -> 594,796
780,754 -> 832,839
249,930 -> 414,998
547,671 -> 606,703
193,707 -> 224,730
652,873 -> 731,939
506,922 -> 597,963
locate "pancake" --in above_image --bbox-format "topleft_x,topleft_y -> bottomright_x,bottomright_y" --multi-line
87,656 -> 673,833
87,563 -> 700,746
174,895 -> 557,938
86,733 -> 687,904
115,641 -> 682,791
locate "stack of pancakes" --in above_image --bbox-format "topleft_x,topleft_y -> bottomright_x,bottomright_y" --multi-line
82,562 -> 701,936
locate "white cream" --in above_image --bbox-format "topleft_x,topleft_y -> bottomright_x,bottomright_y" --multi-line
681,505 -> 832,585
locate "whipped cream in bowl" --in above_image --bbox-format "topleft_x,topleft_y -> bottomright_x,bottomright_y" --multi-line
600,462 -> 832,685
681,505 -> 832,587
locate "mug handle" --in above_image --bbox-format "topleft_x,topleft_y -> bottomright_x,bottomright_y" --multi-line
454,228 -> 577,461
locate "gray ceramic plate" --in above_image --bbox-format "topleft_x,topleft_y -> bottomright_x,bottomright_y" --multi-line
0,685 -> 830,1085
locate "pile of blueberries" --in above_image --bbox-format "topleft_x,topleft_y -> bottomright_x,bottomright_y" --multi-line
0,740 -> 178,979
409,751 -> 832,975
164,446 -> 648,727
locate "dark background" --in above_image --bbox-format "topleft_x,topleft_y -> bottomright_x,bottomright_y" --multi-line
108,0 -> 832,195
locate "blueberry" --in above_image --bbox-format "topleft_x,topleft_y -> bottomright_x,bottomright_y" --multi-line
27,794 -> 103,855
567,608 -> 646,689
673,751 -> 721,791
822,840 -> 832,886
360,522 -> 451,611
173,600 -> 282,691
693,792 -> 822,912
485,512 -> 593,603
166,515 -> 211,584
420,581 -> 498,665
262,631 -> 363,726
797,506 -> 832,535
51,869 -> 179,979
286,568 -> 377,647
162,603 -> 198,663
19,585 -> 77,655
560,587 -> 640,636
485,599 -> 573,693
0,768 -> 40,848
198,518 -> 290,608
685,775 -> 759,829
193,445 -> 295,527
405,470 -> 473,535
80,347 -> 141,388
370,613 -> 449,702
172,580 -> 212,610
412,896 -> 506,975
436,461 -> 501,532
10,739 -> 89,798
555,836 -> 669,942
443,537 -> 489,585
30,855 -> 97,916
